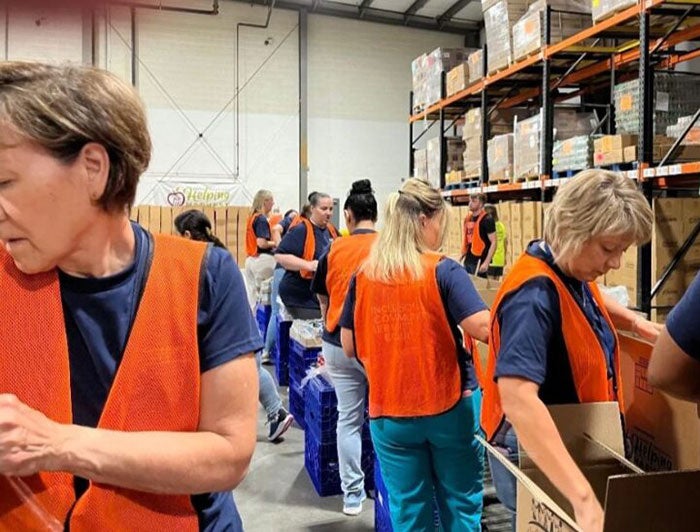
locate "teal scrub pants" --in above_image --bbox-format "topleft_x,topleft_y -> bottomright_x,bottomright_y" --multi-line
370,391 -> 484,532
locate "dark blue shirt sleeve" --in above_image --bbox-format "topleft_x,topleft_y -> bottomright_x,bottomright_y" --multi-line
279,216 -> 292,235
338,276 -> 357,330
494,278 -> 560,385
311,249 -> 330,296
666,272 -> 700,361
275,224 -> 306,257
253,215 -> 271,240
436,258 -> 488,322
198,247 -> 263,372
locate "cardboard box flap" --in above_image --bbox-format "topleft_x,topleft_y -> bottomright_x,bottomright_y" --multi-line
603,469 -> 700,532
519,403 -> 626,469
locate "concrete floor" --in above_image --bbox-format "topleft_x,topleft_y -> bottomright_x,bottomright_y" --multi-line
235,387 -> 375,532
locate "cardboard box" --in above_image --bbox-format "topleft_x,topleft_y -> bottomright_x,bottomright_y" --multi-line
483,401 -> 700,532
467,49 -> 483,83
619,334 -> 700,471
447,63 -> 470,97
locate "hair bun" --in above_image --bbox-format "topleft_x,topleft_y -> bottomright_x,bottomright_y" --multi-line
350,179 -> 373,195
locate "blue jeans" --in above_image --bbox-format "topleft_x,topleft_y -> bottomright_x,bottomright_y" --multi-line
257,350 -> 282,419
323,341 -> 367,505
264,268 -> 285,354
371,392 -> 484,532
487,425 -> 518,530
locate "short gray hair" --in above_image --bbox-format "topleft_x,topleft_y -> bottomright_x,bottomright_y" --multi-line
544,169 -> 652,263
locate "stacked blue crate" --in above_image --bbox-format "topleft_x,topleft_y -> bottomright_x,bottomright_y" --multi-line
374,458 -> 441,531
273,313 -> 292,386
287,339 -> 320,429
303,375 -> 375,497
254,303 -> 271,340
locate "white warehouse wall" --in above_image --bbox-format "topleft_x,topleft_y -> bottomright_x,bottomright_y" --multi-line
307,14 -> 463,212
0,2 -> 463,215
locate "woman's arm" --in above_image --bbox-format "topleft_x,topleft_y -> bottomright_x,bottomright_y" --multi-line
649,327 -> 700,402
341,328 -> 356,358
256,237 -> 276,250
602,292 -> 662,342
499,377 -> 604,531
460,309 -> 490,343
0,354 -> 259,494
275,253 -> 317,272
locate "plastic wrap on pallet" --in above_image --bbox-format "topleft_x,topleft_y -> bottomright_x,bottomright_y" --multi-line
426,137 -> 464,187
512,0 -> 591,62
463,137 -> 482,178
553,135 -> 593,172
412,48 -> 476,111
414,148 -> 428,180
592,0 -> 636,24
666,115 -> 700,145
468,49 -> 483,83
614,74 -> 700,136
514,114 -> 542,180
484,0 -> 529,73
487,133 -> 514,181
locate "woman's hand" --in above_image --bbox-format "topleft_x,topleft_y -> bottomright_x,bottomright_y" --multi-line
0,394 -> 64,476
305,260 -> 318,272
633,317 -> 664,343
573,492 -> 605,532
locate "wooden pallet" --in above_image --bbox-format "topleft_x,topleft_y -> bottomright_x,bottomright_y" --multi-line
515,174 -> 541,183
513,48 -> 540,64
488,178 -> 511,184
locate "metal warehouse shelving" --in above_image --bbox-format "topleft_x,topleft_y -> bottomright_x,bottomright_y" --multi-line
409,0 -> 700,315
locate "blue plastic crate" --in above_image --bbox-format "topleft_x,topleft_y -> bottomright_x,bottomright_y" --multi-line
288,352 -> 309,388
255,303 -> 271,339
273,359 -> 288,387
274,315 -> 292,384
374,457 -> 441,531
289,382 -> 305,430
289,338 -> 321,367
304,429 -> 342,497
304,375 -> 339,443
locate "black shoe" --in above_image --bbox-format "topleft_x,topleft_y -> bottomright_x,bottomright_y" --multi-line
267,408 -> 294,441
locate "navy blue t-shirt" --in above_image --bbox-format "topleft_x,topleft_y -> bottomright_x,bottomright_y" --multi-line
273,215 -> 295,271
493,241 -> 616,406
311,229 -> 375,347
667,271 -> 700,361
339,257 -> 487,392
275,222 -> 334,309
253,215 -> 272,255
58,223 -> 262,531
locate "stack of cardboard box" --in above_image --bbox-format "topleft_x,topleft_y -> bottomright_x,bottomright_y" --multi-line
467,50 -> 484,84
488,133 -> 515,182
482,0 -> 530,73
446,62 -> 470,97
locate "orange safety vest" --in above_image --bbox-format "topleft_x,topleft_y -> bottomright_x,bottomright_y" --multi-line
462,211 -> 487,256
246,212 -> 270,258
325,232 -> 377,333
299,218 -> 339,280
353,253 -> 462,418
0,234 -> 204,531
481,252 -> 623,441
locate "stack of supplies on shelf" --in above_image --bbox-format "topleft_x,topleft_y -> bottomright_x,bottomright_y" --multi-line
487,133 -> 515,182
512,0 -> 591,62
411,48 -> 475,112
427,136 -> 464,188
666,115 -> 700,145
592,0 -> 637,24
614,74 -> 700,136
482,0 -> 529,73
468,49 -> 484,84
553,135 -> 593,172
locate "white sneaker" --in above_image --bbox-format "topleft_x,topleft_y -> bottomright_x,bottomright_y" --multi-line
260,351 -> 271,364
342,493 -> 367,516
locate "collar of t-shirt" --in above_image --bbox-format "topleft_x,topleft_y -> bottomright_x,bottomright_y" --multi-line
351,228 -> 376,235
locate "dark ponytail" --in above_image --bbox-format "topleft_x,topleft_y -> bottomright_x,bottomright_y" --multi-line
344,179 -> 377,222
174,209 -> 226,249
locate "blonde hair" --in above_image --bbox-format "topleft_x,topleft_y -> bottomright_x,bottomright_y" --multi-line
251,189 -> 273,214
362,178 -> 447,282
544,169 -> 653,263
0,61 -> 151,212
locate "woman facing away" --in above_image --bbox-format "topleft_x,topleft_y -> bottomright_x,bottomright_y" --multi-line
340,178 -> 490,531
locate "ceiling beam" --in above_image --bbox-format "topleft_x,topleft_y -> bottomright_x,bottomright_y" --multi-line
404,0 -> 430,21
437,0 -> 472,28
358,0 -> 373,17
229,0 -> 480,34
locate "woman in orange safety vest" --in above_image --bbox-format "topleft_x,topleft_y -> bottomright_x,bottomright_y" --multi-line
0,61 -> 257,530
311,179 -> 378,516
244,189 -> 277,309
340,178 -> 490,530
482,169 -> 663,532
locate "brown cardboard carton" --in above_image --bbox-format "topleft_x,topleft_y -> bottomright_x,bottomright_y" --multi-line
619,334 -> 700,470
484,401 -> 700,532
447,63 -> 470,96
623,145 -> 636,163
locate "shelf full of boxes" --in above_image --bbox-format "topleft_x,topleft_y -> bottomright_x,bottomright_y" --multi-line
410,0 -> 700,320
